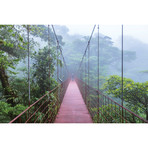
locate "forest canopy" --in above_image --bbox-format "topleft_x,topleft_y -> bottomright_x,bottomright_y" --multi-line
0,25 -> 148,122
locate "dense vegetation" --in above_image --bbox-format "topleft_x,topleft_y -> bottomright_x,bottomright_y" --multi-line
0,25 -> 63,123
103,75 -> 148,120
57,25 -> 148,121
0,25 -> 148,122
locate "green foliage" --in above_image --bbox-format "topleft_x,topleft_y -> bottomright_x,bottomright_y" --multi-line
139,70 -> 148,74
0,101 -> 27,123
0,101 -> 12,123
90,104 -> 144,123
103,75 -> 148,120
12,104 -> 28,116
69,34 -> 136,89
30,25 -> 65,46
0,25 -> 64,123
32,46 -> 58,95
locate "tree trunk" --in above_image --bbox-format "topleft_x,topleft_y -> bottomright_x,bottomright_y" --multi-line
0,65 -> 17,106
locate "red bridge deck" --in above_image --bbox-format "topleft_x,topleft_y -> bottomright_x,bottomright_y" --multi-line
55,80 -> 93,123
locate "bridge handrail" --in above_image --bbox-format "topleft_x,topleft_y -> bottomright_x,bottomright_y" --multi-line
9,86 -> 58,123
76,78 -> 148,123
9,78 -> 70,123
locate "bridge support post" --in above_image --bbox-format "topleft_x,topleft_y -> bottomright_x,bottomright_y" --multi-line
121,25 -> 124,123
27,25 -> 30,107
85,53 -> 87,104
48,25 -> 51,84
97,25 -> 100,123
87,42 -> 90,111
56,44 -> 60,104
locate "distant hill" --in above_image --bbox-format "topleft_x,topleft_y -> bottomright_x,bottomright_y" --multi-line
116,36 -> 148,82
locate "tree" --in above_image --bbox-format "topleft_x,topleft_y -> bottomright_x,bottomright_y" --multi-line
103,75 -> 148,120
32,46 -> 57,95
0,25 -> 65,122
0,25 -> 44,106
0,25 -> 28,106
31,25 -> 65,46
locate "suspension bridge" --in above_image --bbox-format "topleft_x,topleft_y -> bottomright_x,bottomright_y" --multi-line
9,25 -> 148,123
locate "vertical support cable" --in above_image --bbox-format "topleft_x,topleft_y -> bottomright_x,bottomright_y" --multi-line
62,63 -> 64,81
80,66 -> 82,80
27,25 -> 30,106
63,61 -> 65,81
56,43 -> 59,102
80,67 -> 81,80
57,44 -> 59,82
85,53 -> 87,104
121,24 -> 124,123
48,25 -> 50,82
82,66 -> 83,81
97,25 -> 100,122
60,55 -> 62,81
62,64 -> 63,81
51,25 -> 69,81
88,43 -> 90,109
61,59 -> 63,81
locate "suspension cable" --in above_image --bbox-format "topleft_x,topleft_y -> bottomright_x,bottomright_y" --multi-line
77,25 -> 96,74
51,25 -> 69,75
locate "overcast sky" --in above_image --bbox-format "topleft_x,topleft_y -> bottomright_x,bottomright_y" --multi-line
67,25 -> 148,44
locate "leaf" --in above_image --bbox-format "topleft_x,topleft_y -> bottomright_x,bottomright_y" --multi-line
0,40 -> 4,45
18,35 -> 23,42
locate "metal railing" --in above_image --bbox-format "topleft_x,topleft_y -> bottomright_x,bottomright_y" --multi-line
9,79 -> 70,123
76,78 -> 148,123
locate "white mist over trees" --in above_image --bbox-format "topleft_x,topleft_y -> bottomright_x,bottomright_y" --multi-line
54,25 -> 148,83
0,25 -> 148,122
54,25 -> 148,120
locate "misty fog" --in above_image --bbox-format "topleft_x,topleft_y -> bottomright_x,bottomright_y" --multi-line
53,25 -> 148,83
1,25 -> 148,122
